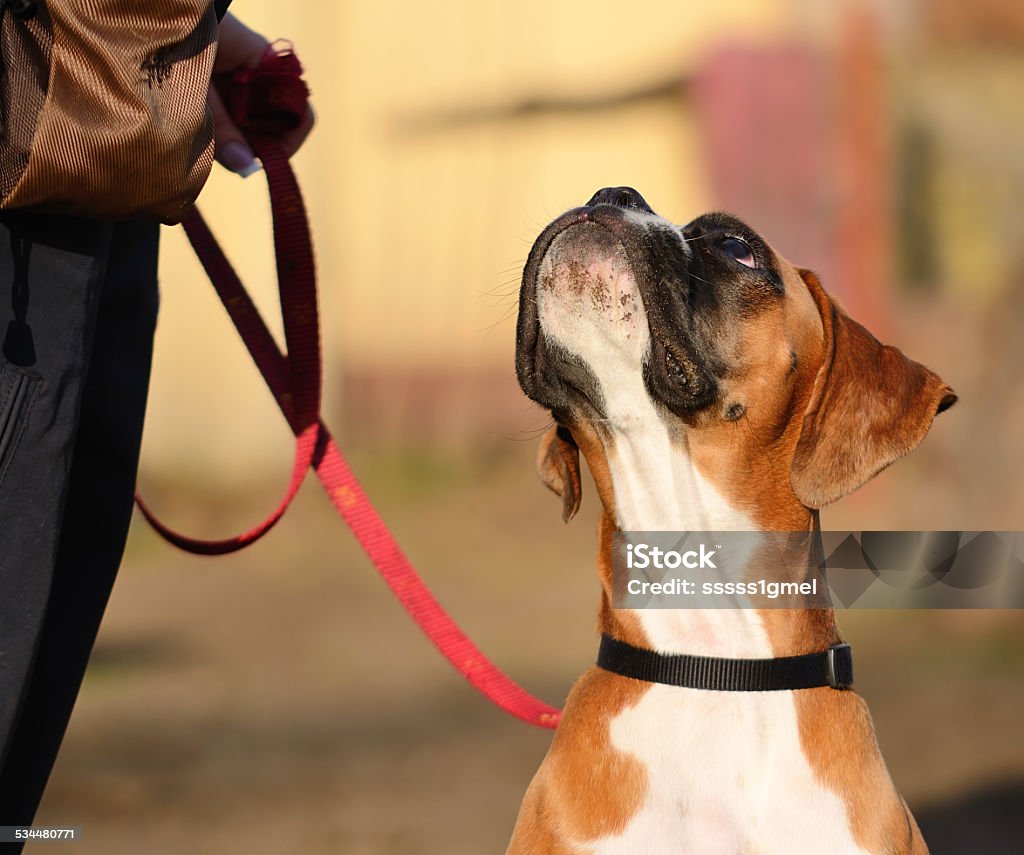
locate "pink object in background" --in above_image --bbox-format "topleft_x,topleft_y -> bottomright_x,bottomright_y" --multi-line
692,7 -> 890,333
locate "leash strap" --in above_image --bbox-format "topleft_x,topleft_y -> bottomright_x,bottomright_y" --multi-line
597,634 -> 854,691
135,48 -> 319,555
135,46 -> 562,728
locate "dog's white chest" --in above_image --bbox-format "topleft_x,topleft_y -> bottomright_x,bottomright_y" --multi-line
585,686 -> 871,855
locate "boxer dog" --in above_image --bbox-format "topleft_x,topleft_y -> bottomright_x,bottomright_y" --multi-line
508,187 -> 955,854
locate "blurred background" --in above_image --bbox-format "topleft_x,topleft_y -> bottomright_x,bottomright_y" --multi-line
34,0 -> 1024,852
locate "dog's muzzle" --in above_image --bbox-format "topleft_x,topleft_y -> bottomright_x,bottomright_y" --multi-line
515,186 -> 717,418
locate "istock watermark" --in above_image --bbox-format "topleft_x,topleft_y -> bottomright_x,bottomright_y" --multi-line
612,531 -> 1024,609
626,542 -> 719,570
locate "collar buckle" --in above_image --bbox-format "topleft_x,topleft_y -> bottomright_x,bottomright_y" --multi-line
826,643 -> 854,689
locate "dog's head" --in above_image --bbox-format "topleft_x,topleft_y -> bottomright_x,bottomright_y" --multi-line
516,187 -> 956,528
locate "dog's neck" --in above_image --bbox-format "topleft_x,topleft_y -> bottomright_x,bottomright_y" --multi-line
592,434 -> 840,659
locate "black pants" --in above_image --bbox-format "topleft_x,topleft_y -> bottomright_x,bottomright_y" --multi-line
0,212 -> 159,835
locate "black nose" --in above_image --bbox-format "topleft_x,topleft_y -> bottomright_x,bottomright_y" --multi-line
586,186 -> 653,213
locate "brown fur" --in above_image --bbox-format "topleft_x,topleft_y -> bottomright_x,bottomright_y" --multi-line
537,424 -> 584,522
791,271 -> 957,509
508,667 -> 648,854
796,690 -> 929,854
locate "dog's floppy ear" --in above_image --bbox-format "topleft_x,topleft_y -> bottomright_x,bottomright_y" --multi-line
791,270 -> 957,509
537,424 -> 582,522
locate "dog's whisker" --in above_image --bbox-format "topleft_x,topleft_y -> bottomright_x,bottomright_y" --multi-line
500,419 -> 556,442
478,283 -> 521,299
566,414 -> 615,426
479,304 -> 520,340
686,271 -> 716,289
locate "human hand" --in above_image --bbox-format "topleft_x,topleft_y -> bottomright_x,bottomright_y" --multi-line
209,13 -> 315,176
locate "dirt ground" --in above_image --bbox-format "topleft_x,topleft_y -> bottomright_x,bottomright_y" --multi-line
31,442 -> 1024,854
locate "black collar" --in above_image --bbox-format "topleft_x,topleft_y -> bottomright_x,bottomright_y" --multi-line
597,634 -> 853,691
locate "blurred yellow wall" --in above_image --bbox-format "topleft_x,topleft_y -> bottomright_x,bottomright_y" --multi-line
145,0 -> 793,478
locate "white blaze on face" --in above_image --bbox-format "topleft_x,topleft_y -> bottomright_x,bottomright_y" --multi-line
536,217 -> 766,657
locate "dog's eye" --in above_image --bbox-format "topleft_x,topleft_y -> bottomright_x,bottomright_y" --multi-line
718,237 -> 756,269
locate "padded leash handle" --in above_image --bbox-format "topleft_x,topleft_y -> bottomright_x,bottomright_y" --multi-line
135,47 -> 561,728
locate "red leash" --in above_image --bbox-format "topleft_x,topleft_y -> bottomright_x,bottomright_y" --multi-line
136,47 -> 561,729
